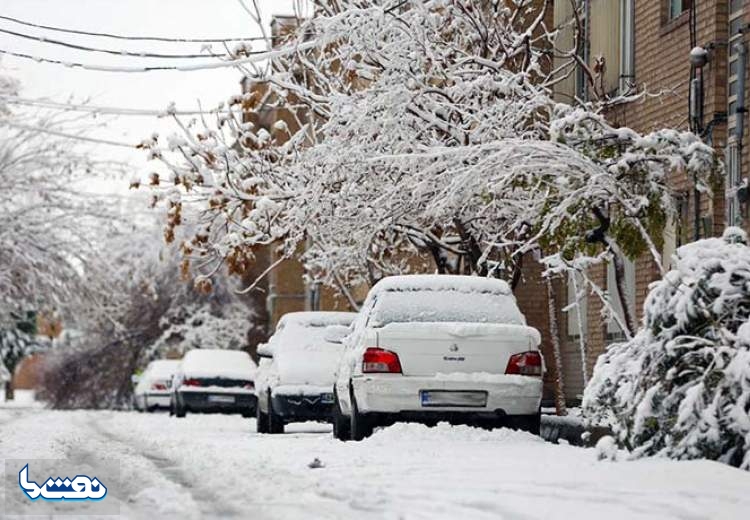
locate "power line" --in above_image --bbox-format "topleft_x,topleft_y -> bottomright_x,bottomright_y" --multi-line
0,27 -> 258,59
0,95 -> 244,118
0,13 -> 272,43
0,120 -> 137,148
0,40 -> 316,73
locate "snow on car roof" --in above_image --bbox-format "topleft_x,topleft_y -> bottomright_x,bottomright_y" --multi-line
181,349 -> 257,379
370,274 -> 512,296
276,311 -> 357,329
147,359 -> 180,378
368,275 -> 524,326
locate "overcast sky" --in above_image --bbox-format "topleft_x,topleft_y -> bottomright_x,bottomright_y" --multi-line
0,0 -> 303,180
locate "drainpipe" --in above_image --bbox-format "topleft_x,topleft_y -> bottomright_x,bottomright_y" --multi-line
736,43 -> 747,143
583,0 -> 590,101
690,68 -> 705,240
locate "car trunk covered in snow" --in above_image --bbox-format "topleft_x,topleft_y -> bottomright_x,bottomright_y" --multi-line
180,349 -> 256,381
367,276 -> 540,378
274,327 -> 345,388
376,322 -> 540,377
269,312 -> 357,393
147,360 -> 180,380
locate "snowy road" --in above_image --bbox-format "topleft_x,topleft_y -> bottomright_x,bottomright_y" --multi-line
1,407 -> 749,520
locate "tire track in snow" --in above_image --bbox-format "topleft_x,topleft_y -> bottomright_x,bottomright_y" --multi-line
70,413 -> 243,519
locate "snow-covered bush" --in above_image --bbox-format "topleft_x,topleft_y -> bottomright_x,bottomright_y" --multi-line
584,227 -> 750,469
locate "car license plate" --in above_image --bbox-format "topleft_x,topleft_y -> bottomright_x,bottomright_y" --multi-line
320,393 -> 334,404
420,390 -> 487,408
207,395 -> 235,404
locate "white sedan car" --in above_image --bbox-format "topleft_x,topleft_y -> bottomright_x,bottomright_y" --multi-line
133,359 -> 180,412
333,275 -> 544,441
255,311 -> 357,434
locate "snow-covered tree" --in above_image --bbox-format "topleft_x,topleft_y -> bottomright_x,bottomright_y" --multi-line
0,62 -> 124,326
146,0 -> 716,305
39,219 -> 259,409
143,1 -> 719,410
584,227 -> 750,470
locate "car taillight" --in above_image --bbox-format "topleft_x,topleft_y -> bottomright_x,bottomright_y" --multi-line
362,347 -> 402,374
151,382 -> 167,391
243,381 -> 254,390
505,351 -> 543,376
183,378 -> 202,387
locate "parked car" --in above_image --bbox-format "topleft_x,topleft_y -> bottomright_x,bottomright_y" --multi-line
332,274 -> 544,441
132,359 -> 180,412
170,349 -> 257,418
255,311 -> 357,434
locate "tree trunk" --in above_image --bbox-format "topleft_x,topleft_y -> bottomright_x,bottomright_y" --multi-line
609,246 -> 635,337
569,272 -> 589,387
545,277 -> 567,416
5,381 -> 13,401
453,218 -> 485,276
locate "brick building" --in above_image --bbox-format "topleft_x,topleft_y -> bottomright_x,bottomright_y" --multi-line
542,0 -> 746,403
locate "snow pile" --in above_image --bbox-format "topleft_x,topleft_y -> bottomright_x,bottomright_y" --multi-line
367,422 -> 543,445
180,349 -> 256,380
584,228 -> 750,469
370,275 -> 525,326
595,436 -> 618,461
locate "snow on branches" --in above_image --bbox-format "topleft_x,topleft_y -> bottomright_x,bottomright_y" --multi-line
0,61 -> 125,325
584,228 -> 750,470
146,0 -> 719,317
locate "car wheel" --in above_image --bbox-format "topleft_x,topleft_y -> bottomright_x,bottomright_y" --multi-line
508,412 -> 541,435
349,390 -> 373,441
332,391 -> 351,441
256,400 -> 269,434
175,397 -> 186,418
268,392 -> 284,434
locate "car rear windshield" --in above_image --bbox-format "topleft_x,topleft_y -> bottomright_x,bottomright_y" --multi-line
370,289 -> 524,327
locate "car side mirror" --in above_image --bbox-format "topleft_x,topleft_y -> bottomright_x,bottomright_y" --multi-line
324,325 -> 350,344
257,343 -> 273,358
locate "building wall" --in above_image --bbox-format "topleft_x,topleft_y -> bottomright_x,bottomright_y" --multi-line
549,1 -> 740,403
12,354 -> 45,391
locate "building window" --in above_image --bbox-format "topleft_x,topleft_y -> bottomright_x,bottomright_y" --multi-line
668,0 -> 690,20
727,0 -> 745,227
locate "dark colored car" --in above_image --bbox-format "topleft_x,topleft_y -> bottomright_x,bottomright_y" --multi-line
170,349 -> 257,418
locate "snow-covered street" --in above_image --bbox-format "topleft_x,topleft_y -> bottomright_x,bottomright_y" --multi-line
2,406 -> 748,520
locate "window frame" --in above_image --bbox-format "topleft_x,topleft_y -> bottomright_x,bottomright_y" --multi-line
667,0 -> 691,21
728,3 -> 745,130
